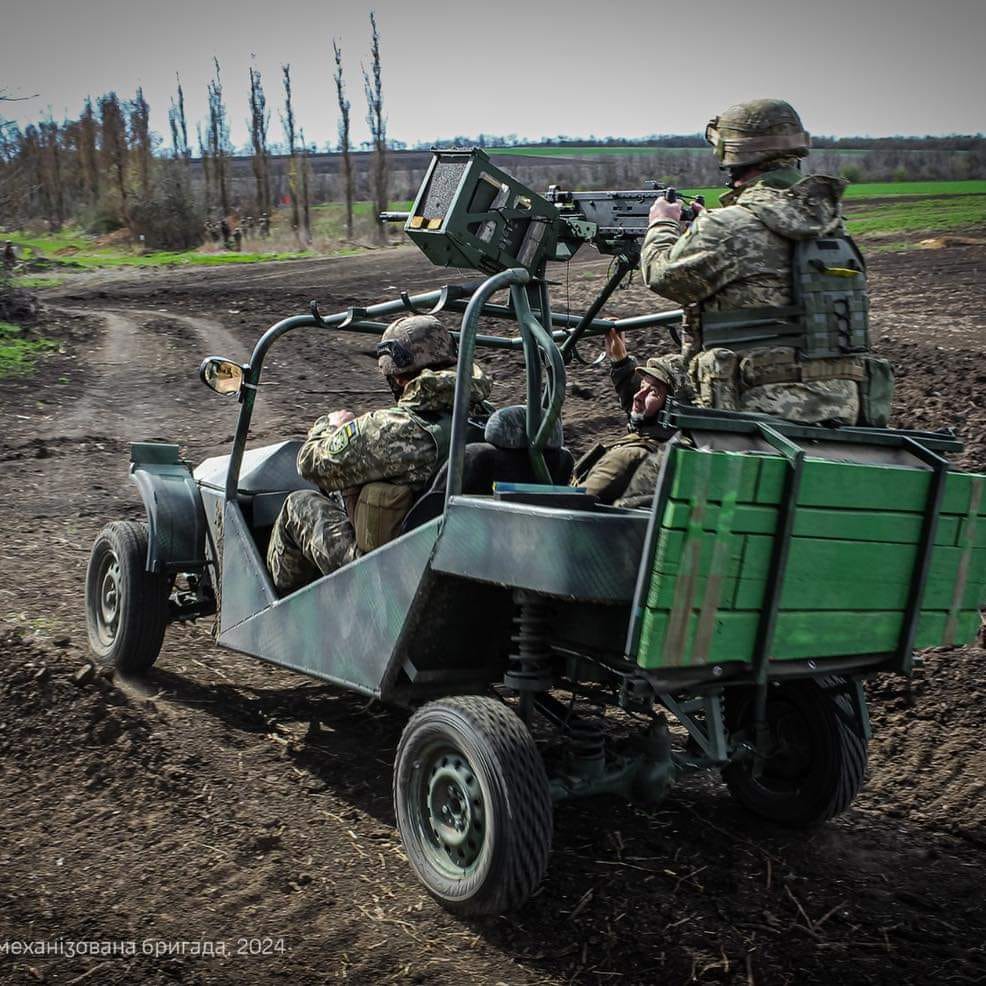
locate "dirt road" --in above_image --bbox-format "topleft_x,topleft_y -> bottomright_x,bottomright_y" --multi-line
1,244 -> 984,985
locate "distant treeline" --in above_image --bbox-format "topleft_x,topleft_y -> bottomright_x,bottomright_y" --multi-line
3,50 -> 984,251
423,133 -> 986,152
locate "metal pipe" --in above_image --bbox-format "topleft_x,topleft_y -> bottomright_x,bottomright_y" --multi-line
559,255 -> 633,360
445,268 -> 531,504
511,284 -> 567,478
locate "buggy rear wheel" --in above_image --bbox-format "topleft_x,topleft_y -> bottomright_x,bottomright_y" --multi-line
393,695 -> 552,916
85,521 -> 170,674
723,677 -> 868,827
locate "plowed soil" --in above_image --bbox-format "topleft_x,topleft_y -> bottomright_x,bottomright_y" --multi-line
1,243 -> 984,986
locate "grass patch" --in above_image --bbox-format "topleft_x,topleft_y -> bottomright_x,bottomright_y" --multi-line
13,275 -> 64,289
0,321 -> 58,377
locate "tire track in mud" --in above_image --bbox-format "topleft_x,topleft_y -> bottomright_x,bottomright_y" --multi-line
38,306 -> 249,447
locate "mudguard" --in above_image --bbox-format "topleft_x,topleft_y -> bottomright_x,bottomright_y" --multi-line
129,442 -> 208,574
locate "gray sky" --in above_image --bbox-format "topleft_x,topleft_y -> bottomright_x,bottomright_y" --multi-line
3,0 -> 984,149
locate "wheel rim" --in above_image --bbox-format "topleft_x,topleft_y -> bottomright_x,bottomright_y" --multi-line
746,697 -> 815,798
93,551 -> 122,648
410,744 -> 487,878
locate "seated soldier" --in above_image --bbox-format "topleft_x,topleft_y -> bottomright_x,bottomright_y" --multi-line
267,314 -> 491,594
571,328 -> 684,508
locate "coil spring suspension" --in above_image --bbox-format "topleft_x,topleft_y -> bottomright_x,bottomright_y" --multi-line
565,714 -> 605,769
504,589 -> 554,694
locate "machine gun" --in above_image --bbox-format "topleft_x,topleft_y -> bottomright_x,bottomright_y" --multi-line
381,147 -> 701,359
380,147 -> 703,276
544,183 -> 704,264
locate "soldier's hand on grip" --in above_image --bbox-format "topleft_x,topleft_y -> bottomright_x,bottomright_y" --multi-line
649,195 -> 683,225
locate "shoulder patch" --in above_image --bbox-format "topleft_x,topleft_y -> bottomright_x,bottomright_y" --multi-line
327,419 -> 360,455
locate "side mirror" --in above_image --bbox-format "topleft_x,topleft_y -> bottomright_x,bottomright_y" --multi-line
199,356 -> 245,396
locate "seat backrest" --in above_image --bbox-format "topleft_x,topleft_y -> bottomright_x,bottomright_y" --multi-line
399,442 -> 575,535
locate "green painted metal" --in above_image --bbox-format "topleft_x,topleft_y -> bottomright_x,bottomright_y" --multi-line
129,443 -> 207,574
434,497 -> 647,603
403,149 -> 562,275
218,517 -> 441,697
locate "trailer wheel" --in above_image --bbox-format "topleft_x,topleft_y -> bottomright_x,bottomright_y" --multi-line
85,521 -> 170,674
393,696 -> 552,916
723,677 -> 868,827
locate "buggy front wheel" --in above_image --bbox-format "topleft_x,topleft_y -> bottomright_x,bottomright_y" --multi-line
393,695 -> 552,916
85,521 -> 170,674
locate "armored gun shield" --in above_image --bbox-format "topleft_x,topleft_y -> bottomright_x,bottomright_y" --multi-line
402,149 -> 562,275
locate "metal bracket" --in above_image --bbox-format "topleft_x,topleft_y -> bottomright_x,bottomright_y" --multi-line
660,691 -> 728,762
339,306 -> 368,329
896,437 -> 950,672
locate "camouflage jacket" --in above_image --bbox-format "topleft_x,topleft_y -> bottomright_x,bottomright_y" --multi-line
639,169 -> 862,425
298,365 -> 492,494
640,169 -> 846,312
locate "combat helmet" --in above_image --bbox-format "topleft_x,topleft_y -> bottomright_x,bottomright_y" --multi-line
376,314 -> 457,379
705,99 -> 810,169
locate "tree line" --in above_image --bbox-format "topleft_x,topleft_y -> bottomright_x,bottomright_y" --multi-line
0,12 -> 388,248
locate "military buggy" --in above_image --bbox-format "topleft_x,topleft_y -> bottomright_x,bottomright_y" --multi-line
86,151 -> 986,915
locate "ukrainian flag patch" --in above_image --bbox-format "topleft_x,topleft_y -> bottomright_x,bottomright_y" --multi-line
327,419 -> 360,455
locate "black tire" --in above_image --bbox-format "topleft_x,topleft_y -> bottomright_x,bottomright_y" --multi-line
722,677 -> 868,827
393,696 -> 552,916
85,521 -> 170,674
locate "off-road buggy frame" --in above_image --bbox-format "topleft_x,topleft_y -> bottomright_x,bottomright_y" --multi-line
85,263 -> 985,915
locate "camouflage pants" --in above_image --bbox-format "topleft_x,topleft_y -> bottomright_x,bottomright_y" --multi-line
267,490 -> 361,594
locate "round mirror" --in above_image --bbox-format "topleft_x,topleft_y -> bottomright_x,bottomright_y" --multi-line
199,357 -> 245,396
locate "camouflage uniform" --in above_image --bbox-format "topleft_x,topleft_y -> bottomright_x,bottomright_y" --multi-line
640,168 -> 861,426
268,364 -> 491,593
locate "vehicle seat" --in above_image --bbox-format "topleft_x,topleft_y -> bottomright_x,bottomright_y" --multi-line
400,405 -> 574,534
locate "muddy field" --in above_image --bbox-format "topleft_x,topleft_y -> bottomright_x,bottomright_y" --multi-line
1,243 -> 985,985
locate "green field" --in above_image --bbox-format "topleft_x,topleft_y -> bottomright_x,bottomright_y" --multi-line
675,180 -> 986,209
844,195 -> 986,238
6,181 -> 983,275
5,230 -> 310,270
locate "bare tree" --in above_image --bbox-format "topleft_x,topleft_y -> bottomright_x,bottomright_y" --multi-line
332,38 -> 354,239
130,86 -> 152,198
39,116 -> 65,229
299,128 -> 312,241
248,62 -> 272,218
168,76 -> 191,161
362,11 -> 388,244
280,64 -> 304,243
77,97 -> 99,204
99,92 -> 129,227
197,123 -> 212,212
207,58 -> 231,217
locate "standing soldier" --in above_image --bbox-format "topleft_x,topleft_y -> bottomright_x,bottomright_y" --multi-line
641,98 -> 892,428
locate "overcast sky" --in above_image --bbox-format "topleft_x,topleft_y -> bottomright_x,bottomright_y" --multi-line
3,0 -> 984,150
